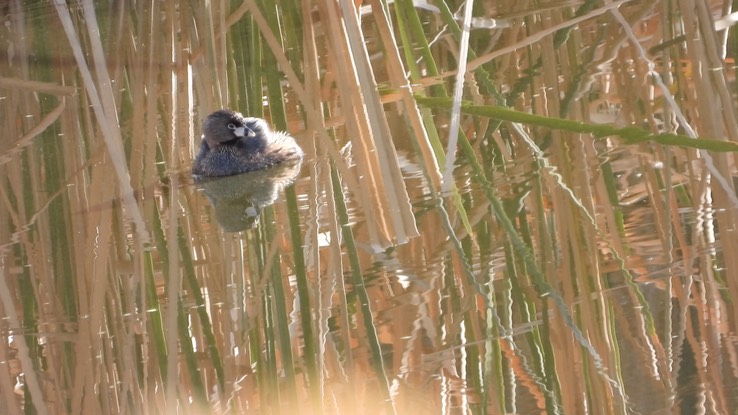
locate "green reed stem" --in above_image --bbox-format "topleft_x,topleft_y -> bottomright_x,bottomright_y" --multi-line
149,206 -> 170,383
330,162 -> 395,415
178,225 -> 225,388
177,299 -> 207,404
285,186 -> 320,406
417,96 -> 738,152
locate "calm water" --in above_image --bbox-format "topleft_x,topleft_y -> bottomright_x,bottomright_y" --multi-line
2,1 -> 738,414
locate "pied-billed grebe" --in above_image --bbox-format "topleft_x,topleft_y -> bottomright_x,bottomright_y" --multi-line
192,109 -> 304,177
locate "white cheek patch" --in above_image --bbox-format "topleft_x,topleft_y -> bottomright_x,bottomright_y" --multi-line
233,126 -> 247,137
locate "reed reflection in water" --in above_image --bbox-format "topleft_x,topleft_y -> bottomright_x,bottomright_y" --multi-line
1,1 -> 738,414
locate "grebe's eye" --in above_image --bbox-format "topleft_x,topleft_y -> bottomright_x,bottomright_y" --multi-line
227,123 -> 237,130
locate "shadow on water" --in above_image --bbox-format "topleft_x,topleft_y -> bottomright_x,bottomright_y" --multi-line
2,1 -> 738,414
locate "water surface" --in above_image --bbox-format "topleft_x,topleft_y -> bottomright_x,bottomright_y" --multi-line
1,1 -> 738,414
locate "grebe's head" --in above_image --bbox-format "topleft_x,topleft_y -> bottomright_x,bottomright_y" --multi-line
202,110 -> 271,150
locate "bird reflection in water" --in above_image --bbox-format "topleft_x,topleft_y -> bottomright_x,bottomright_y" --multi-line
192,110 -> 304,231
194,160 -> 302,231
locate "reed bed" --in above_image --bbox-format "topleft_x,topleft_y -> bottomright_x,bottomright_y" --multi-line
1,0 -> 737,414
